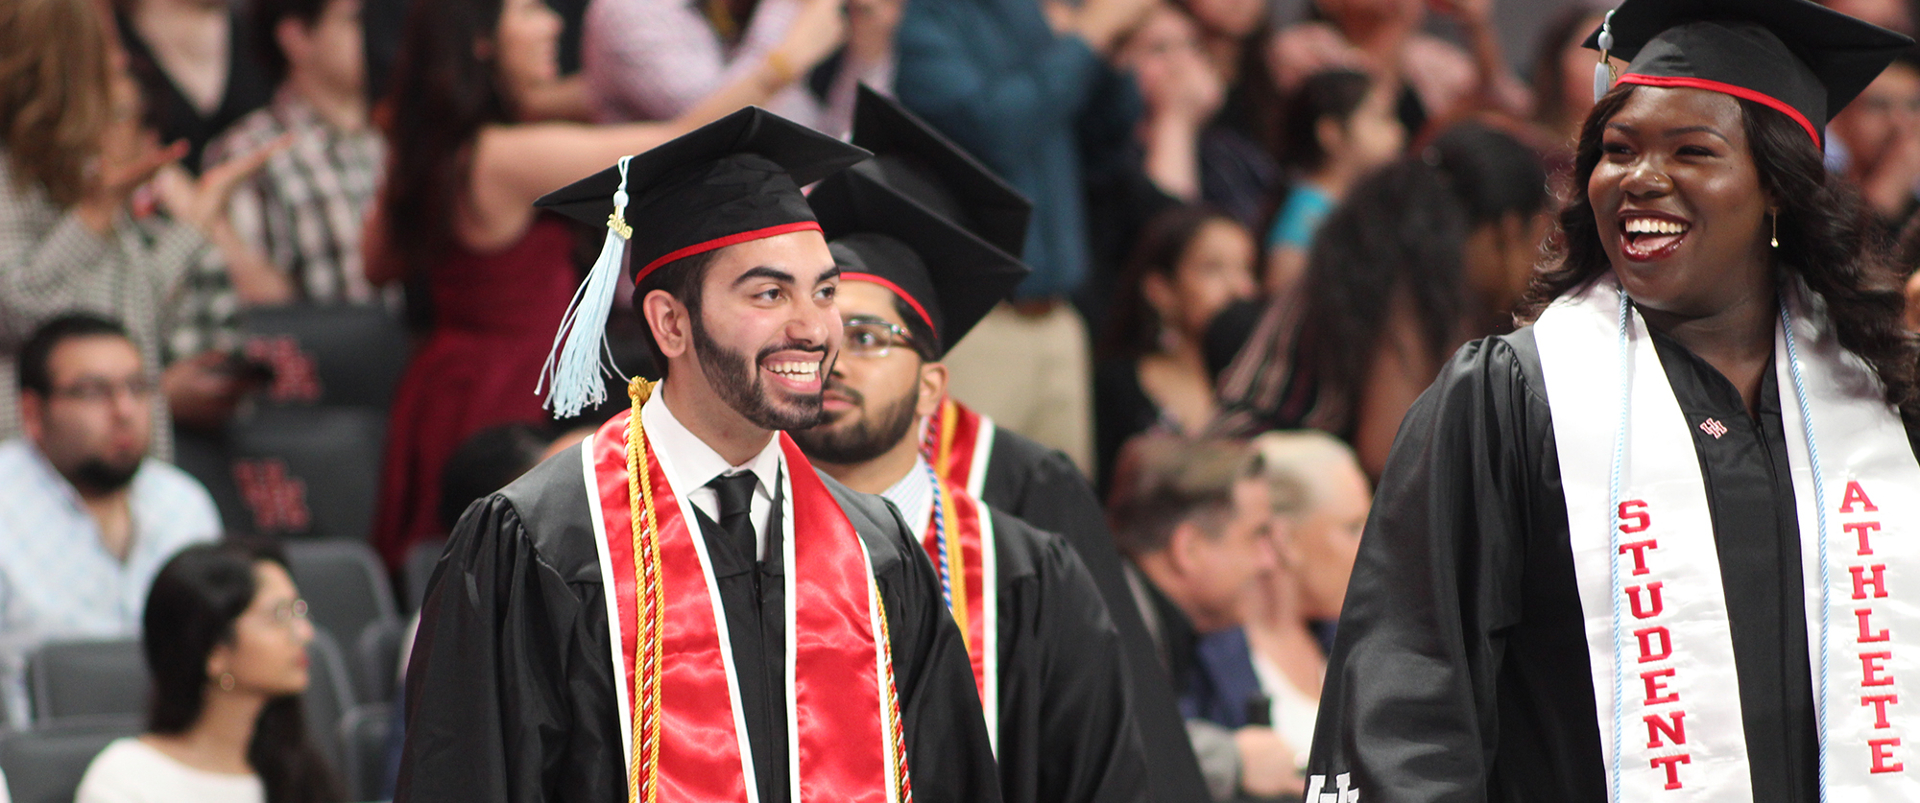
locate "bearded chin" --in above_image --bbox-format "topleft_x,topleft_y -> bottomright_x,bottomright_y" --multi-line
71,457 -> 141,494
791,389 -> 920,466
690,314 -> 827,431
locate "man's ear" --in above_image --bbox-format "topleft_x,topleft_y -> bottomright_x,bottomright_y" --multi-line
642,289 -> 692,364
915,362 -> 947,419
1166,520 -> 1203,576
18,392 -> 45,444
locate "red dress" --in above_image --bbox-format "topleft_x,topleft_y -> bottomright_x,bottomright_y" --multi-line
371,216 -> 576,569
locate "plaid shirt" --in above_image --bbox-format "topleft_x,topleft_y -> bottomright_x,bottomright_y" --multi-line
167,89 -> 391,362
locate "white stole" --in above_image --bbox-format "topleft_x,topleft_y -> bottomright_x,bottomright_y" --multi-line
1535,276 -> 1920,801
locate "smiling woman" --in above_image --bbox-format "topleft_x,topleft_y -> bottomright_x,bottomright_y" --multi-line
1301,2 -> 1920,801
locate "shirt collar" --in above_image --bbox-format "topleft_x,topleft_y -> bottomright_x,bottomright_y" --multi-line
879,455 -> 935,537
641,382 -> 783,501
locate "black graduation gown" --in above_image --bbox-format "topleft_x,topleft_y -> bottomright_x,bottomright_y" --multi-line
986,508 -> 1151,803
978,430 -> 1213,803
395,442 -> 1001,803
1305,326 -> 1920,803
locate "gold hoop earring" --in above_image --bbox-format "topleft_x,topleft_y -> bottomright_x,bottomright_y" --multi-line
1771,213 -> 1780,249
219,673 -> 235,692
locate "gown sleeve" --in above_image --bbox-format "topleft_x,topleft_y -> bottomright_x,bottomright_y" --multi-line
1026,529 -> 1151,803
394,494 -> 623,803
1303,335 -> 1548,802
992,440 -> 1213,803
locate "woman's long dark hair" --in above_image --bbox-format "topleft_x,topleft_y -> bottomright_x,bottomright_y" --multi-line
1296,123 -> 1548,422
375,0 -> 513,273
145,542 -> 342,803
1100,205 -> 1242,362
1525,84 -> 1920,424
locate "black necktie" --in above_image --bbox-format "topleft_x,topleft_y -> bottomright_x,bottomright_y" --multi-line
708,472 -> 759,563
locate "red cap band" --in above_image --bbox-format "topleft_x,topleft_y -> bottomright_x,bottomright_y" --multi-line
631,221 -> 824,284
840,272 -> 934,332
1616,73 -> 1822,148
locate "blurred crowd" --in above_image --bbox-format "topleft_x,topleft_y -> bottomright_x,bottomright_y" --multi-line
4,0 -> 1920,799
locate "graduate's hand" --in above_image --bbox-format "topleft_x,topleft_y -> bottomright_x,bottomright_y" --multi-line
1235,726 -> 1305,799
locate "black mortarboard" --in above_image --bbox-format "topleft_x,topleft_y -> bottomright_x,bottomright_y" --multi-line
1585,0 -> 1912,147
810,168 -> 1029,359
533,107 -> 868,418
847,86 -> 1033,260
535,106 -> 870,283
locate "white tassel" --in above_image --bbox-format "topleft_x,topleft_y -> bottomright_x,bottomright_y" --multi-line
539,156 -> 634,419
1593,10 -> 1616,103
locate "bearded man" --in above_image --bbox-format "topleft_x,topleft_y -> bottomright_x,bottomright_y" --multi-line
396,108 -> 999,803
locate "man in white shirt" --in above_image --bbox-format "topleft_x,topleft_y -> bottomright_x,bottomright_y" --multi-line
0,314 -> 221,724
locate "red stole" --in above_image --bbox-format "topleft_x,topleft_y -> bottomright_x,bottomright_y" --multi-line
926,397 -> 996,500
585,397 -> 911,803
921,397 -> 1000,748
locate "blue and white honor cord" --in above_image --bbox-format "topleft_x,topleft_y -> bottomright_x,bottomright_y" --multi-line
925,461 -> 954,610
1605,293 -> 1836,802
1780,302 -> 1835,803
1607,290 -> 1631,803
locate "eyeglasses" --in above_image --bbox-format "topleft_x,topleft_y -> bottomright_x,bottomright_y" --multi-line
264,598 -> 309,629
49,378 -> 154,404
842,321 -> 920,359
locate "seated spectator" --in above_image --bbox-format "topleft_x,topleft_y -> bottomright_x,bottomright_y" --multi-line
76,541 -> 340,803
116,0 -> 273,172
1241,430 -> 1369,770
1212,123 -> 1549,479
1109,436 -> 1296,801
1269,0 -> 1528,134
582,0 -> 878,135
202,0 -> 386,306
1264,68 -> 1404,296
1828,48 -> 1920,235
365,0 -> 842,569
0,0 -> 281,457
892,0 -> 1156,473
0,314 -> 220,724
1097,206 -> 1258,491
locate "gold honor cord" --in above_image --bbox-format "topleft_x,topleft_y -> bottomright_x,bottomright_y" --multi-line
627,377 -> 664,803
873,577 -> 912,803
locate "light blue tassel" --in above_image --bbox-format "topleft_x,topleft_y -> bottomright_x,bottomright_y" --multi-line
1593,10 -> 1616,103
539,156 -> 633,419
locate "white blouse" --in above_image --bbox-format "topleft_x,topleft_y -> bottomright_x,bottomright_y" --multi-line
74,738 -> 264,803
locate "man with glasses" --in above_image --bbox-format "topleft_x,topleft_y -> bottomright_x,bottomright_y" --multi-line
791,163 -> 1149,803
0,313 -> 220,725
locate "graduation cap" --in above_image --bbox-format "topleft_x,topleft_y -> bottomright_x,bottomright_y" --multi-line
810,167 -> 1029,359
846,86 -> 1033,260
1585,0 -> 1913,147
532,107 -> 870,417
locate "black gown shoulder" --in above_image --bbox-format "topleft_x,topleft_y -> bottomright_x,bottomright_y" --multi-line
980,428 -> 1214,803
987,509 -> 1150,803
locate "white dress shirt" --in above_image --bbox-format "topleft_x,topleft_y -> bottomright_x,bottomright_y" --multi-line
641,385 -> 783,559
879,456 -> 936,540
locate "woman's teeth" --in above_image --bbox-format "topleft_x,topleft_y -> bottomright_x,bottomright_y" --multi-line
1624,218 -> 1689,235
767,361 -> 818,381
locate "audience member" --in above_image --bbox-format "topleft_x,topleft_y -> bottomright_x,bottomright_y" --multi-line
1821,0 -> 1915,33
1526,8 -> 1609,155
1110,436 -> 1296,801
203,0 -> 385,306
0,0 -> 282,457
364,0 -> 841,569
892,0 -> 1154,473
1117,5 -> 1228,207
1097,206 -> 1257,492
0,315 -> 220,725
1141,0 -> 1282,230
1212,123 -> 1549,479
1829,48 -> 1920,233
76,541 -> 341,803
435,422 -> 551,534
584,0 -> 883,137
1265,68 -> 1404,296
116,0 -> 274,172
1241,430 -> 1368,771
1269,0 -> 1529,135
